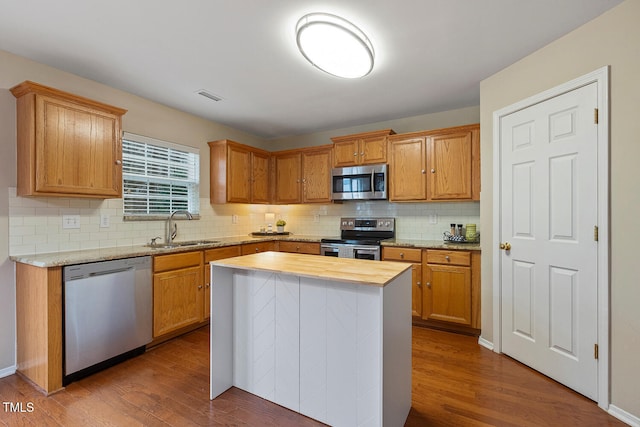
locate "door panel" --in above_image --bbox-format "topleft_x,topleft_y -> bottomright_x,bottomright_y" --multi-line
500,82 -> 598,399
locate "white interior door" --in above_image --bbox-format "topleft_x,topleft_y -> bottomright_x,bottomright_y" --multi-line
499,82 -> 599,399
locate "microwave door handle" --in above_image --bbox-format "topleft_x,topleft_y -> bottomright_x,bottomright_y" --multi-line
371,170 -> 375,193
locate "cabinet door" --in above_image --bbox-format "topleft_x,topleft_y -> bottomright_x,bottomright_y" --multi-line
423,263 -> 471,326
35,95 -> 122,197
333,139 -> 359,167
382,247 -> 423,317
360,136 -> 387,165
411,263 -> 423,318
388,136 -> 427,201
227,145 -> 252,203
251,151 -> 271,203
275,153 -> 302,204
427,129 -> 473,200
302,149 -> 332,203
153,265 -> 203,337
204,246 -> 242,319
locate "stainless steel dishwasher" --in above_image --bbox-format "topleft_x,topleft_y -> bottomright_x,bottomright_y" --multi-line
63,256 -> 152,384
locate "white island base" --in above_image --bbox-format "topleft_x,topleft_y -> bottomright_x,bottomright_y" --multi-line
210,252 -> 412,427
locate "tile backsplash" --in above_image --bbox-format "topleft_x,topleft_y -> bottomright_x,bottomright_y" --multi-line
8,187 -> 479,256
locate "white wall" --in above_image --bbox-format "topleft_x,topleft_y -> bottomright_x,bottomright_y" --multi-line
480,0 -> 639,418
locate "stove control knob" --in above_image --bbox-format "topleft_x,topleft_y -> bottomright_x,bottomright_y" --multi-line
348,221 -> 354,226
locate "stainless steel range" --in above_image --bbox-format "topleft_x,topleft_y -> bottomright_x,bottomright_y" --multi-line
320,217 -> 395,260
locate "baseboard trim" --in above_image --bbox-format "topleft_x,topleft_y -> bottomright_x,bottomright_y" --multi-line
0,365 -> 16,379
477,336 -> 494,351
609,404 -> 640,427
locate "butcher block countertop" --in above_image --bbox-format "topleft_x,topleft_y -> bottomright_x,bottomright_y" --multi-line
211,251 -> 411,287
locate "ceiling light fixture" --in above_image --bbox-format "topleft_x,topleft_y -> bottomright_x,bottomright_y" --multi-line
295,12 -> 374,79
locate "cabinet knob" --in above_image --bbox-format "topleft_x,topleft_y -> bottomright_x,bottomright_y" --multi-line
417,281 -> 421,288
431,168 -> 435,173
421,169 -> 426,174
198,285 -> 203,290
360,152 -> 364,156
400,252 -> 404,258
426,282 -> 431,288
115,159 -> 122,165
445,255 -> 450,261
354,152 -> 358,156
205,284 -> 210,288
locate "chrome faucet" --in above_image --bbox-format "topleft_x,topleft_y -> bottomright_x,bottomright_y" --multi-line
166,210 -> 193,243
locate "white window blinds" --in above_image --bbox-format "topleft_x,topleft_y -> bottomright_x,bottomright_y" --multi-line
122,133 -> 200,218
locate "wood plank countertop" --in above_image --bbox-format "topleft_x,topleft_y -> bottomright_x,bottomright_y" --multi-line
210,251 -> 411,287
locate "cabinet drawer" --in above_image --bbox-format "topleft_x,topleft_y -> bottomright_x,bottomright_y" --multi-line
278,241 -> 320,255
242,241 -> 276,255
154,251 -> 203,273
204,246 -> 241,262
382,247 -> 422,262
425,250 -> 470,266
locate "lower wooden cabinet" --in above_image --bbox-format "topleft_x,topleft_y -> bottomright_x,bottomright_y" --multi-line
422,250 -> 481,331
382,247 -> 423,317
204,246 -> 242,318
383,246 -> 481,334
242,241 -> 277,255
278,241 -> 320,255
152,251 -> 204,338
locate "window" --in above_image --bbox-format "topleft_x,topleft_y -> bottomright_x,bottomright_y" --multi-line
122,133 -> 200,219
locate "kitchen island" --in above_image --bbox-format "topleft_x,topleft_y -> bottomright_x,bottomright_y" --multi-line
209,251 -> 412,427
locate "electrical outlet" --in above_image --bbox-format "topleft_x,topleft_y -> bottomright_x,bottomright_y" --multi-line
232,214 -> 238,224
313,214 -> 320,222
62,215 -> 81,229
428,214 -> 438,224
100,213 -> 110,228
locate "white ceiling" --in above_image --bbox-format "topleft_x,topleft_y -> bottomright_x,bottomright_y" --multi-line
0,0 -> 621,140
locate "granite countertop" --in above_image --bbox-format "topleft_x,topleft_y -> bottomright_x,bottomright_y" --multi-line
10,235 -> 480,268
211,251 -> 411,287
381,238 -> 481,251
9,234 -> 327,268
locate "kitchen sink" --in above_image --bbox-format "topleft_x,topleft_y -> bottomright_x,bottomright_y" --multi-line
145,239 -> 220,249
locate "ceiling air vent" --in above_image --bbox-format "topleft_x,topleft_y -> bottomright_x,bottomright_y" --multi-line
196,89 -> 223,102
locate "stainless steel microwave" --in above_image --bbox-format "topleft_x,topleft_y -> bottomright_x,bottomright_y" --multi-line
331,164 -> 388,201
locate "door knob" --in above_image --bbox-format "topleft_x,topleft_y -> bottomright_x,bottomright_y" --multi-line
499,242 -> 512,251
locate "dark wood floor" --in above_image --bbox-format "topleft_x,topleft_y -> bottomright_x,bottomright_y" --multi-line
0,326 -> 625,426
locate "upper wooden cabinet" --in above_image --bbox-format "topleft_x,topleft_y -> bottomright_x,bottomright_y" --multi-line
274,145 -> 332,204
10,81 -> 127,198
331,129 -> 395,167
388,133 -> 428,201
274,151 -> 302,204
209,139 -> 271,204
302,146 -> 332,203
388,124 -> 480,202
427,125 -> 480,200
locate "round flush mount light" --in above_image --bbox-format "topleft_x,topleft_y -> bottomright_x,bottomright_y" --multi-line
296,13 -> 374,79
